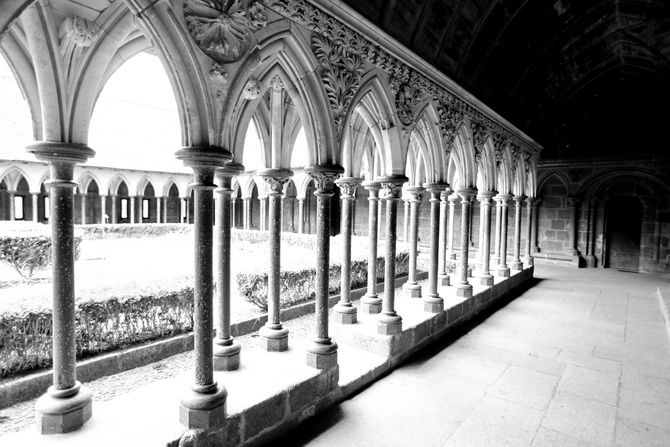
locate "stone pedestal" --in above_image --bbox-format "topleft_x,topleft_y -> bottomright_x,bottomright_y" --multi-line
456,188 -> 477,298
423,183 -> 447,313
258,168 -> 293,352
27,141 -> 95,434
306,165 -> 343,368
361,181 -> 382,314
403,185 -> 424,298
334,177 -> 362,324
377,175 -> 408,334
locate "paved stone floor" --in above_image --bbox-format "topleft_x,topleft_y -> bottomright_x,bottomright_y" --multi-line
276,265 -> 670,447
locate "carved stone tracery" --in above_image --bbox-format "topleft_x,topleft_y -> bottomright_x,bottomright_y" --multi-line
391,78 -> 421,126
471,120 -> 487,163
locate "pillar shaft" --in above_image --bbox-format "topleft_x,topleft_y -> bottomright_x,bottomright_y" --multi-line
478,192 -> 495,285
493,198 -> 502,265
423,183 -> 447,312
81,194 -> 87,225
403,186 -> 424,297
32,193 -> 39,222
334,177 -> 361,324
438,189 -> 450,279
130,196 -> 135,224
8,191 -> 15,221
297,198 -> 305,233
531,200 -> 539,253
156,197 -> 161,224
511,196 -> 525,270
497,194 -> 512,277
403,198 -> 410,242
524,198 -> 535,265
100,195 -> 107,224
567,197 -> 580,256
456,188 -> 477,297
447,195 -> 458,259
361,181 -> 382,313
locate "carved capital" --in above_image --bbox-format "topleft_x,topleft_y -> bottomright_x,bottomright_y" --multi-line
215,162 -> 244,189
457,187 -> 478,202
305,164 -> 344,193
404,185 -> 425,201
258,168 -> 293,195
378,175 -> 408,200
335,177 -> 362,199
59,16 -> 98,48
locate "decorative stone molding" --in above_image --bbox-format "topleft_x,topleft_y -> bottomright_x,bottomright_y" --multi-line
436,102 -> 464,150
305,164 -> 345,192
378,175 -> 408,199
241,77 -> 261,100
59,16 -> 98,48
258,168 -> 293,194
391,78 -> 421,126
184,0 -> 268,64
335,177 -> 362,199
471,120 -> 487,163
311,33 -> 364,139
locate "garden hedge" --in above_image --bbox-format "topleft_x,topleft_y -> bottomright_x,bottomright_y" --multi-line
77,223 -> 192,240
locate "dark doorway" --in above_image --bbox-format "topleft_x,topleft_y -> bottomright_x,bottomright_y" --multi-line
606,197 -> 642,272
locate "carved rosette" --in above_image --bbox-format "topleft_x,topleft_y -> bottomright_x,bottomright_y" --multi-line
311,33 -> 364,140
391,78 -> 421,126
184,0 -> 268,64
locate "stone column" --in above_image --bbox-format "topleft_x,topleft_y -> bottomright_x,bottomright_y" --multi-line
242,197 -> 251,230
456,188 -> 477,298
297,198 -> 305,233
111,195 -> 117,224
377,175 -> 408,335
511,195 -> 525,270
27,141 -> 94,434
175,146 -> 230,429
653,198 -> 661,263
403,197 -> 410,242
130,196 -> 136,224
531,199 -> 540,253
100,195 -> 107,224
259,197 -> 267,231
258,168 -> 292,351
185,196 -> 190,224
32,193 -> 39,222
81,194 -> 87,225
403,186 -> 424,298
213,163 -> 244,371
8,191 -> 15,221
361,181 -> 382,314
305,165 -> 343,369
156,197 -> 161,224
493,196 -> 502,266
164,196 -> 169,223
423,183 -> 447,312
524,198 -> 535,266
447,194 -> 458,259
478,192 -> 495,286
475,201 -> 485,269
137,197 -> 144,224
334,177 -> 361,324
567,197 -> 580,256
377,195 -> 384,240
438,188 -> 452,286
496,194 -> 512,277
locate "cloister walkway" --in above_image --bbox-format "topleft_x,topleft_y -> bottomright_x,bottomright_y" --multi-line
277,265 -> 670,447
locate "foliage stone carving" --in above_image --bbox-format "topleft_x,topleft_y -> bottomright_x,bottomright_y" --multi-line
184,0 -> 268,64
311,33 -> 364,139
392,79 -> 421,126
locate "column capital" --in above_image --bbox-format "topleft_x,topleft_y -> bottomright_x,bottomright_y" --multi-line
477,190 -> 497,200
259,168 -> 293,194
495,193 -> 513,204
176,145 -> 232,169
335,176 -> 362,199
565,196 -> 580,207
404,185 -> 425,201
215,162 -> 244,189
456,187 -> 477,201
27,141 -> 95,165
378,175 -> 408,199
525,196 -> 536,205
423,182 -> 448,195
513,195 -> 526,204
362,180 -> 381,191
305,164 -> 344,193
440,187 -> 453,200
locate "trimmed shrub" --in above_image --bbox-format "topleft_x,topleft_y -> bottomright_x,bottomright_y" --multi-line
0,282 -> 193,378
77,223 -> 192,240
0,222 -> 82,280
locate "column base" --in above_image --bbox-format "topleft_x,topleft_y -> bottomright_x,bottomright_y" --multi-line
333,303 -> 358,324
377,313 -> 402,335
423,294 -> 444,313
524,256 -> 534,267
449,252 -> 457,260
306,339 -> 338,370
497,266 -> 510,277
403,282 -> 422,298
456,283 -> 473,298
480,274 -> 494,286
35,382 -> 92,434
360,294 -> 382,314
179,383 -> 227,429
258,325 -> 289,352
585,255 -> 595,268
511,261 -> 523,271
213,339 -> 242,371
438,273 -> 450,286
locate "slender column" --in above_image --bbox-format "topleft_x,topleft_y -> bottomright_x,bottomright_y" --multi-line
377,175 -> 408,335
361,181 -> 382,314
478,192 -> 495,286
511,195 -> 525,270
475,200 -> 485,269
524,198 -> 535,266
130,196 -> 136,224
566,197 -> 580,256
334,177 -> 361,324
493,197 -> 502,266
456,188 -> 477,298
100,195 -> 107,224
403,186 -> 424,297
156,197 -> 161,224
163,196 -> 169,223
423,183 -> 447,312
213,163 -> 244,371
447,194 -> 458,259
403,197 -> 410,242
258,168 -> 292,351
259,197 -> 267,231
653,198 -> 661,262
138,197 -> 144,224
111,195 -> 117,224
531,199 -> 539,253
280,197 -> 285,232
243,197 -> 251,230
496,194 -> 512,277
32,193 -> 39,222
297,198 -> 305,233
175,147 -> 230,429
438,188 -> 452,286
305,165 -> 343,368
8,191 -> 15,221
81,194 -> 87,225
377,194 -> 384,240
28,141 -> 94,434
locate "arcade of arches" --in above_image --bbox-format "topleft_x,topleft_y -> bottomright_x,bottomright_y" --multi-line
0,0 -> 668,444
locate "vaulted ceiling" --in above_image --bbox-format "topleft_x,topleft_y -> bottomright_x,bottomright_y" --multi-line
342,0 -> 670,160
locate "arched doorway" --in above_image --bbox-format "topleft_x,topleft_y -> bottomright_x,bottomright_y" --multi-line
166,183 -> 180,223
605,196 -> 642,272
